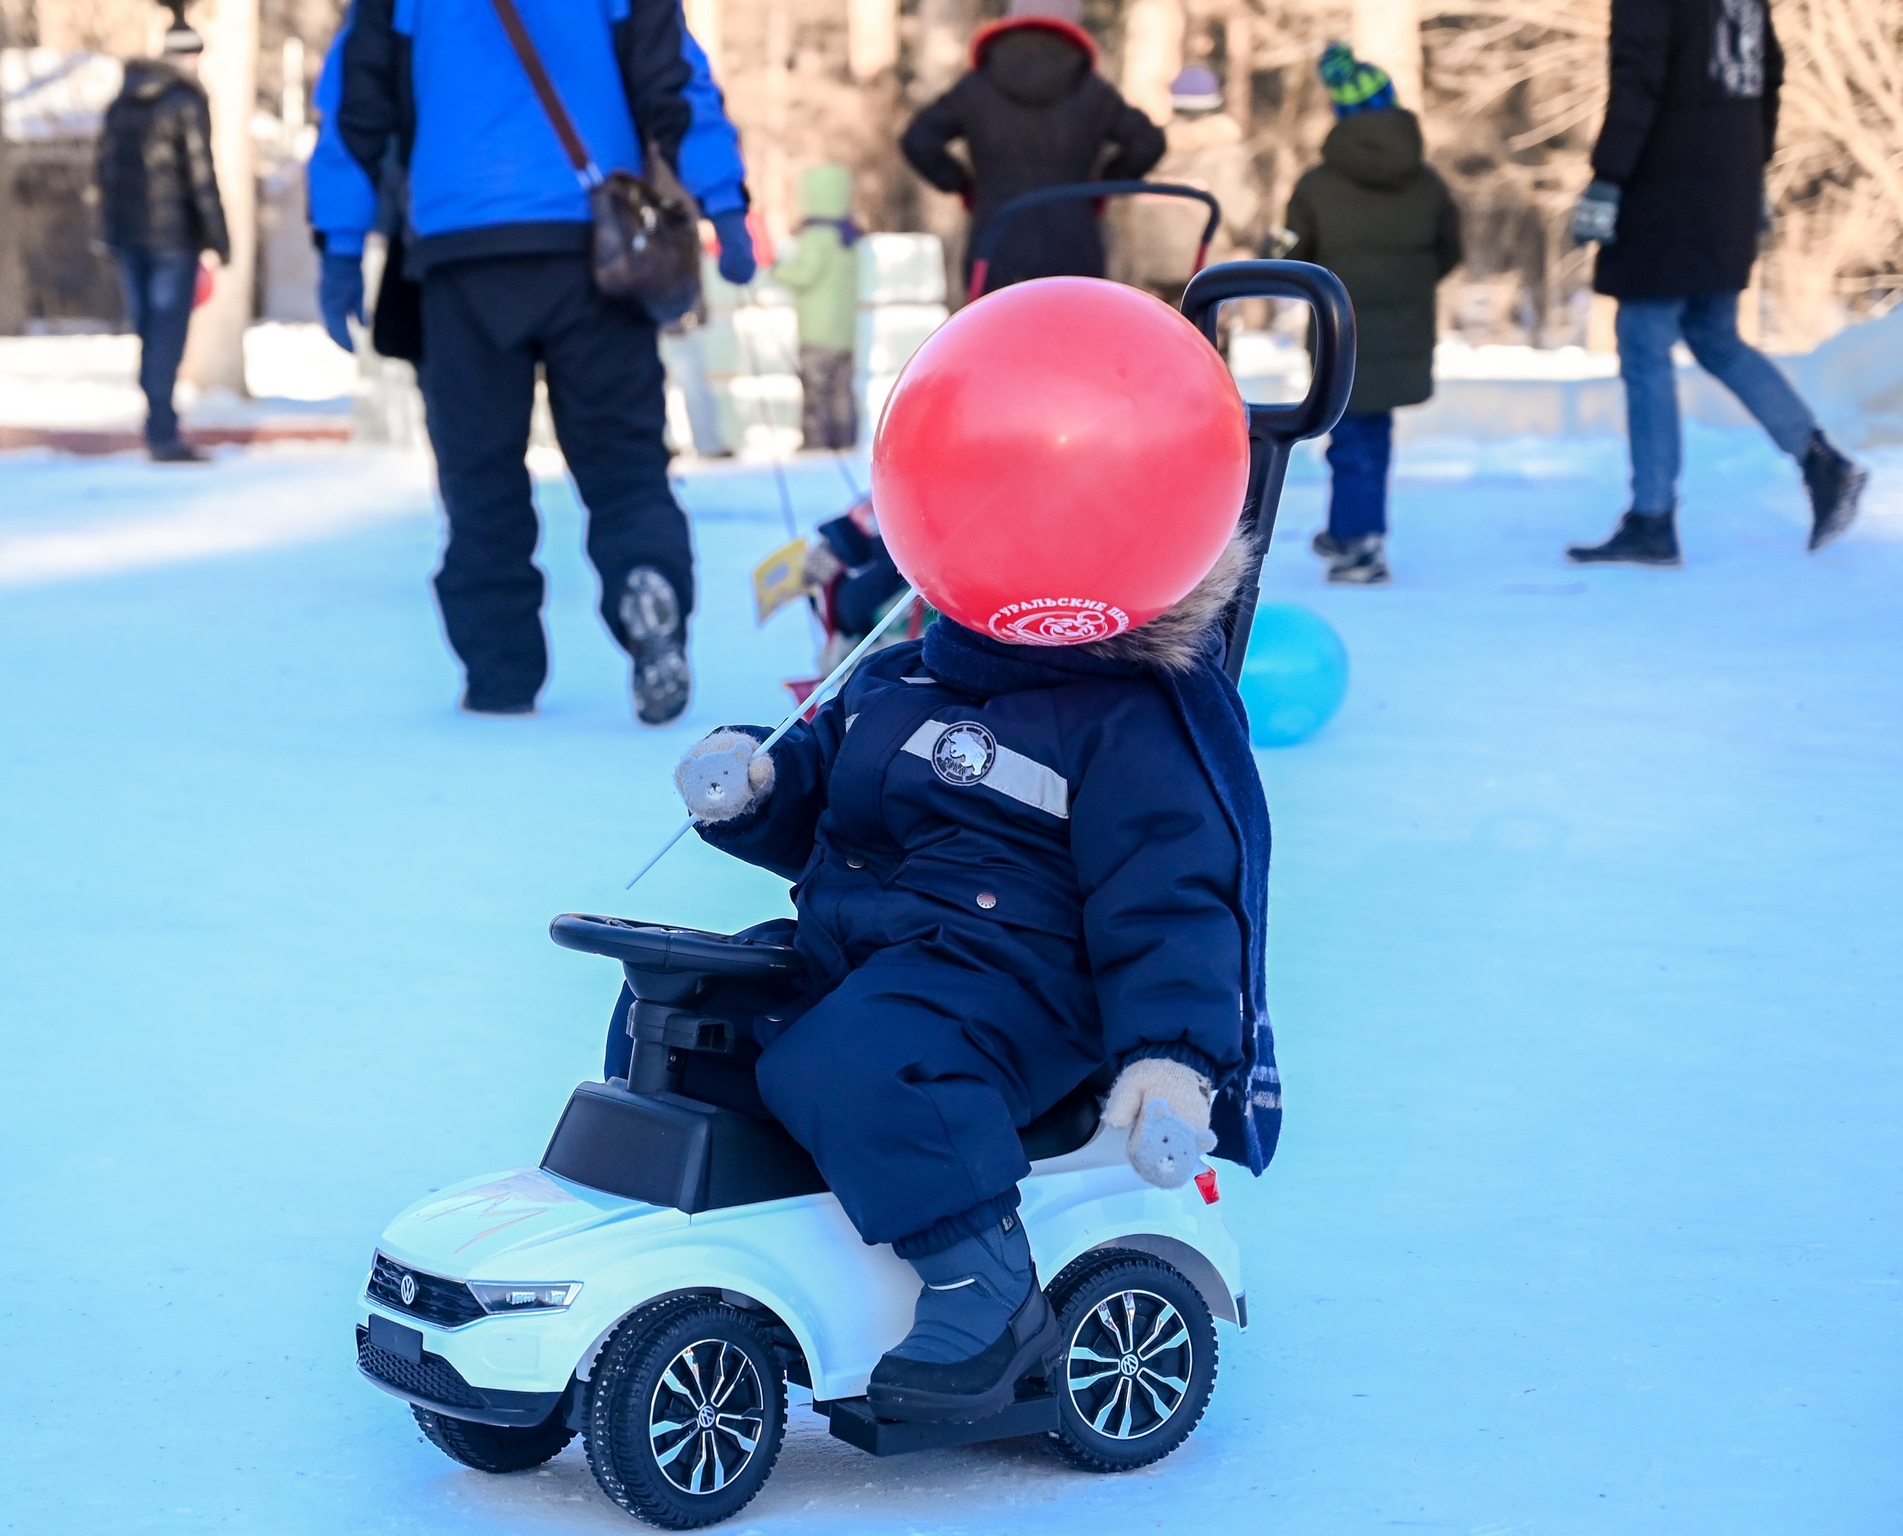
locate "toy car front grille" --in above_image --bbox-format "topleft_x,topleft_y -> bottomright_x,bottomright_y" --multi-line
366,1252 -> 485,1328
355,1325 -> 488,1411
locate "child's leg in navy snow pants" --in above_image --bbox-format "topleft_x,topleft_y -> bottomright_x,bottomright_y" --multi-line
1326,410 -> 1394,543
755,950 -> 1101,1256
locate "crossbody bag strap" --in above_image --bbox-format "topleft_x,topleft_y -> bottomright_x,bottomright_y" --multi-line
486,0 -> 602,188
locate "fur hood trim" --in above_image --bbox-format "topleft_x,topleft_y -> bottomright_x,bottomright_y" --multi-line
1076,531 -> 1257,674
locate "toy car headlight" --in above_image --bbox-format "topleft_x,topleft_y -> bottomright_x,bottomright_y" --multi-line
467,1281 -> 582,1314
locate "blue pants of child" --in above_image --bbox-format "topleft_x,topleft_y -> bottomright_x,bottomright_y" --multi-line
1617,292 -> 1815,513
1326,410 -> 1393,542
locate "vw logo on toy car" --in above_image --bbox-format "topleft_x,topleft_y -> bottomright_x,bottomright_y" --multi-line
931,723 -> 996,785
987,598 -> 1130,646
399,1272 -> 417,1306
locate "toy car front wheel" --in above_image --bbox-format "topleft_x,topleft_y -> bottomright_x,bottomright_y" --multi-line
584,1296 -> 788,1530
1045,1250 -> 1218,1472
412,1406 -> 574,1472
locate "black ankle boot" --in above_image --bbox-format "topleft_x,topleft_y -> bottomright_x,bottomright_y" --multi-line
1801,431 -> 1867,551
1566,510 -> 1681,567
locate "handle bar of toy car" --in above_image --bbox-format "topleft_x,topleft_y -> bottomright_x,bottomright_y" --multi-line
624,585 -> 924,890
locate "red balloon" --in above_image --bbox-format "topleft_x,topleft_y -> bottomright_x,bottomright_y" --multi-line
872,277 -> 1249,646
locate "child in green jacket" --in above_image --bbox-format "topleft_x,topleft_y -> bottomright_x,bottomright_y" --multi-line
1286,45 -> 1461,586
774,164 -> 861,449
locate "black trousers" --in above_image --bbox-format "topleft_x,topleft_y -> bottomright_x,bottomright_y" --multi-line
418,255 -> 693,709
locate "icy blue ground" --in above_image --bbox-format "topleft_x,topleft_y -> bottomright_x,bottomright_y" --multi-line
2,432 -> 1900,1534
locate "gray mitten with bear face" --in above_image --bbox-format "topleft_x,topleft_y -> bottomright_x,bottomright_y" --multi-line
1101,1058 -> 1218,1189
674,729 -> 776,823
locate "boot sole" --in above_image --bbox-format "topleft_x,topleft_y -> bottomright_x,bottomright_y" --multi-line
621,573 -> 691,727
1565,551 -> 1682,567
865,1296 -> 1062,1425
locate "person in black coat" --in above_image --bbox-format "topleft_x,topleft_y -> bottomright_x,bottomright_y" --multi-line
1566,0 -> 1865,565
900,0 -> 1164,292
95,23 -> 229,462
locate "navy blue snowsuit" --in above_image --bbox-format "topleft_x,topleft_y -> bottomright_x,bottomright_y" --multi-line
695,627 -> 1250,1255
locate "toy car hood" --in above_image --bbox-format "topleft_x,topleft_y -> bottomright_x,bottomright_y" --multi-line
375,1167 -> 685,1276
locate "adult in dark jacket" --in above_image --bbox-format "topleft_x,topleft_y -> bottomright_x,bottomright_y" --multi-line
337,0 -> 752,722
95,24 -> 229,463
1286,45 -> 1460,585
1566,0 -> 1865,564
651,536 -> 1277,1422
900,0 -> 1164,292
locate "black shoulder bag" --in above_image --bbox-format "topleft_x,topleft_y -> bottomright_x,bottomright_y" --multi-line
487,0 -> 703,325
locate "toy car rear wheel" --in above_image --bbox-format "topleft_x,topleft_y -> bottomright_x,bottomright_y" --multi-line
583,1295 -> 788,1530
1044,1250 -> 1218,1473
411,1406 -> 575,1472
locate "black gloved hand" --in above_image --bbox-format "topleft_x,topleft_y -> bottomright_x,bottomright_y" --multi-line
712,210 -> 756,286
1570,181 -> 1621,247
318,250 -> 365,352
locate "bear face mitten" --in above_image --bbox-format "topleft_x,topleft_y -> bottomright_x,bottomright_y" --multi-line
675,729 -> 776,823
1102,1058 -> 1217,1188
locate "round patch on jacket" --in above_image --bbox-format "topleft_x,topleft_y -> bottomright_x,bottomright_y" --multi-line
930,722 -> 997,785
987,598 -> 1131,645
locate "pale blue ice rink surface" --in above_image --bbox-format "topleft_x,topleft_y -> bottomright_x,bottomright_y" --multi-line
1,433 -> 1898,1533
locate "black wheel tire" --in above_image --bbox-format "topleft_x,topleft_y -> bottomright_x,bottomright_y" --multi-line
1044,1249 -> 1218,1473
583,1295 -> 788,1530
412,1405 -> 575,1472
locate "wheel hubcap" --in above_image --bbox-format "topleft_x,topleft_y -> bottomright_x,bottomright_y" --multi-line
1064,1288 -> 1192,1441
647,1338 -> 765,1495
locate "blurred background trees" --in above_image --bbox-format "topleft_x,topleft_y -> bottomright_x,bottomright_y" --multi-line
1,0 -> 1898,349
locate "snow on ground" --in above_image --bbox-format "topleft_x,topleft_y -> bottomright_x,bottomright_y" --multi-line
0,326 -> 356,432
2,429 -> 1900,1535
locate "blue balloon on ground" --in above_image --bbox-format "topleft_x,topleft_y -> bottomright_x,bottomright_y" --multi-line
1237,603 -> 1349,747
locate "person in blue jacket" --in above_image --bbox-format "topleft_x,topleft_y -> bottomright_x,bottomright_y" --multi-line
326,0 -> 752,723
661,535 -> 1281,1423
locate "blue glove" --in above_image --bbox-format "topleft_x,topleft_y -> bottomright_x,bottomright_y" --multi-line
712,210 -> 756,286
1570,181 -> 1621,247
318,250 -> 364,351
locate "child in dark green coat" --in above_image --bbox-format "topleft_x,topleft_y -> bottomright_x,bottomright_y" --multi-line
1286,45 -> 1461,585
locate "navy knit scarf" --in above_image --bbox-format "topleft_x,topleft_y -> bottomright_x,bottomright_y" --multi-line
922,621 -> 1282,1175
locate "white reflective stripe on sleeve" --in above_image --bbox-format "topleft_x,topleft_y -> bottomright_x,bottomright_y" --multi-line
900,719 -> 1072,820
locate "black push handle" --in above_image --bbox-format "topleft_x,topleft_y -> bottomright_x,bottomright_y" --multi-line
1181,259 -> 1356,446
968,181 -> 1223,302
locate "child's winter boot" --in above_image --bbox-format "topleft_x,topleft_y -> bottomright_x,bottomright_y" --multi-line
867,1213 -> 1060,1423
1327,533 -> 1390,584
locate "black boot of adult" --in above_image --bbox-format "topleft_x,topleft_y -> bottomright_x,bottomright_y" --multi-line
868,1214 -> 1061,1424
1802,431 -> 1868,552
619,567 -> 692,726
1566,509 -> 1682,567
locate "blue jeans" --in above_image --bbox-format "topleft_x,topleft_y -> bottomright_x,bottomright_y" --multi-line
1326,410 -> 1393,541
112,248 -> 200,447
1617,292 -> 1816,513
